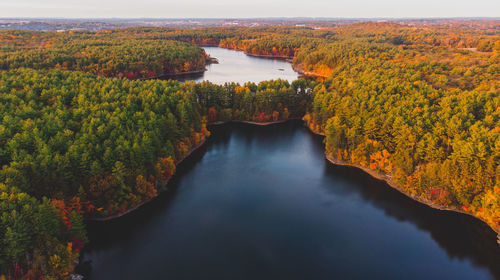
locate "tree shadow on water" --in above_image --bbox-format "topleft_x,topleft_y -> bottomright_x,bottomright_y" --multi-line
83,140 -> 210,248
80,122 -> 499,279
322,162 -> 500,279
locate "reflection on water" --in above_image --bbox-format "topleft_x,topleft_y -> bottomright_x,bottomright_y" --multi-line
81,121 -> 499,280
172,47 -> 299,84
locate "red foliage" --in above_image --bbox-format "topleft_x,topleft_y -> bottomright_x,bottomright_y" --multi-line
71,238 -> 85,253
52,197 -> 94,228
257,112 -> 266,122
14,262 -> 22,278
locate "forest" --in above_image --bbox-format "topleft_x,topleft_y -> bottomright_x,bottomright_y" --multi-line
0,68 -> 312,278
298,23 -> 499,234
0,22 -> 498,279
0,30 -> 207,79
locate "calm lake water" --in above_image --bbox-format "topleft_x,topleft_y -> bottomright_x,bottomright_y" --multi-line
81,122 -> 500,280
174,47 -> 299,84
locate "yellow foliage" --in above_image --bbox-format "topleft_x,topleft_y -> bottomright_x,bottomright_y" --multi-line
67,242 -> 73,256
49,254 -> 61,269
235,86 -> 250,94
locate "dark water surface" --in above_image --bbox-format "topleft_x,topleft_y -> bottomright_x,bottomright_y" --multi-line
174,47 -> 299,84
82,121 -> 500,280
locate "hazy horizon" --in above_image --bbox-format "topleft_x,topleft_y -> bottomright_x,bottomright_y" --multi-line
2,0 -> 499,19
1,16 -> 500,20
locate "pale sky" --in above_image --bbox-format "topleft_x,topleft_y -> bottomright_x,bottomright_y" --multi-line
1,0 -> 499,18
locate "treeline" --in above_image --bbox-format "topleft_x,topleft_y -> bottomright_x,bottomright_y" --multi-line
4,23 -> 496,80
300,36 -> 499,233
195,79 -> 313,122
333,22 -> 500,51
105,23 -> 499,75
220,35 -> 312,58
95,26 -> 332,58
0,21 -> 498,278
0,68 -> 312,278
0,31 -> 206,79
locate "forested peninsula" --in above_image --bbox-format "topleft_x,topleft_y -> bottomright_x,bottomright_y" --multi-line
0,21 -> 498,279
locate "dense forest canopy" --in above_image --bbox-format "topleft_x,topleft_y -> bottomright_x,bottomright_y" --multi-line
0,31 -> 207,79
0,67 -> 312,278
297,25 -> 499,234
0,21 -> 498,279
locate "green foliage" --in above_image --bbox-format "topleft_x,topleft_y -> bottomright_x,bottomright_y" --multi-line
0,68 -> 311,219
0,185 -> 85,278
299,27 -> 499,232
0,31 -> 206,79
0,22 -> 498,278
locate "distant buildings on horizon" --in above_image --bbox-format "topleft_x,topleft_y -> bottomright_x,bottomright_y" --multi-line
0,17 -> 498,31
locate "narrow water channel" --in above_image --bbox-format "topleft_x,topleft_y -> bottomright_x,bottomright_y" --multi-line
174,47 -> 299,84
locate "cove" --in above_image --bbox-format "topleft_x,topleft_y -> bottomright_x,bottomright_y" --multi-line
174,47 -> 299,84
81,121 -> 500,280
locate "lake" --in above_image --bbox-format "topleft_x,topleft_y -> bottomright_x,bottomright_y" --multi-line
174,47 -> 299,84
81,121 -> 500,280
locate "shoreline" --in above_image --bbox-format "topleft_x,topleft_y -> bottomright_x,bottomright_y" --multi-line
304,126 -> 500,243
244,52 -> 293,61
89,119 -> 500,244
196,45 -> 327,80
201,44 -> 295,62
292,64 -> 329,79
325,155 -> 500,243
88,139 -> 208,221
209,118 -> 298,126
88,119 -> 295,222
142,69 -> 206,80
170,44 -> 328,81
